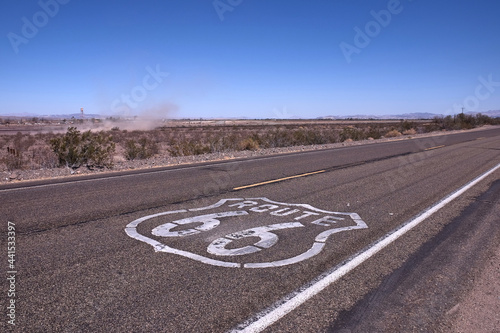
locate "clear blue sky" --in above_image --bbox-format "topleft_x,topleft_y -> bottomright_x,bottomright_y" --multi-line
1,0 -> 500,119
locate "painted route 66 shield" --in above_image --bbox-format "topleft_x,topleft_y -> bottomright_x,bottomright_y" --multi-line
125,197 -> 368,268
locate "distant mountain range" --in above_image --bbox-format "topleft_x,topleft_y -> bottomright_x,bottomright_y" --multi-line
319,112 -> 439,120
319,110 -> 500,120
466,110 -> 500,117
0,113 -> 103,119
1,110 -> 499,120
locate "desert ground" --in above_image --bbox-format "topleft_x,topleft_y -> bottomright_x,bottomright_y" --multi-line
0,116 -> 497,184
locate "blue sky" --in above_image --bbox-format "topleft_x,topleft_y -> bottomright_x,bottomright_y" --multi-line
1,0 -> 500,119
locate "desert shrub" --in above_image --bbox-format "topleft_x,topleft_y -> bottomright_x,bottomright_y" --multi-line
340,127 -> 365,141
292,129 -> 327,145
124,137 -> 159,160
261,129 -> 294,148
239,137 -> 260,151
207,133 -> 240,152
399,120 -> 416,132
167,139 -> 210,157
385,129 -> 402,137
403,128 -> 417,135
10,131 -> 36,152
82,132 -> 115,168
365,126 -> 383,139
433,115 -> 454,130
321,128 -> 340,143
50,127 -> 115,169
456,113 -> 474,129
124,140 -> 140,160
1,154 -> 25,171
474,113 -> 500,126
12,132 -> 23,149
29,146 -> 59,169
50,127 -> 83,167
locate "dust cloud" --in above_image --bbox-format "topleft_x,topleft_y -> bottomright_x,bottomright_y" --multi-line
98,102 -> 179,131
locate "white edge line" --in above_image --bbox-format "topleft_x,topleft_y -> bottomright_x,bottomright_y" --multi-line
231,162 -> 500,333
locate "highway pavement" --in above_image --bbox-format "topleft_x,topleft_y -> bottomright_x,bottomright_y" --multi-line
1,127 -> 499,332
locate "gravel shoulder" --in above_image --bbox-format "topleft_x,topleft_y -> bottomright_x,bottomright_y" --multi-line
328,178 -> 500,333
445,242 -> 500,333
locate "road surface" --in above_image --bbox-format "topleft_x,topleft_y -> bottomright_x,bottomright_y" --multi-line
1,127 -> 499,332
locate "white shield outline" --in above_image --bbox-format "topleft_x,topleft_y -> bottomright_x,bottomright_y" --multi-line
125,197 -> 368,268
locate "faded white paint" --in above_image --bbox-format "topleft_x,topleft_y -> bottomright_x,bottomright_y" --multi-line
125,197 -> 368,268
152,211 -> 248,237
207,223 -> 304,256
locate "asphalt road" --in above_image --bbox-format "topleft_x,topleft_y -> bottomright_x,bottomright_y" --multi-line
1,127 -> 500,332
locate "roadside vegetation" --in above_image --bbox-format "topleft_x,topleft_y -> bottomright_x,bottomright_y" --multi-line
49,127 -> 115,169
0,114 -> 498,172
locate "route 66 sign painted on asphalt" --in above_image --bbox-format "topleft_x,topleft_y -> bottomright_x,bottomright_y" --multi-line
125,197 -> 368,268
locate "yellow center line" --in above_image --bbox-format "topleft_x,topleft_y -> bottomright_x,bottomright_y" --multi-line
475,137 -> 485,140
233,170 -> 326,191
424,145 -> 445,151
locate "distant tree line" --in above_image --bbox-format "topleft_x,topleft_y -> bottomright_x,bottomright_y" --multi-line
432,113 -> 500,130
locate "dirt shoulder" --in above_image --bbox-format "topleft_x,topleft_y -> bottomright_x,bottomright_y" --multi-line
329,179 -> 500,333
445,243 -> 500,333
